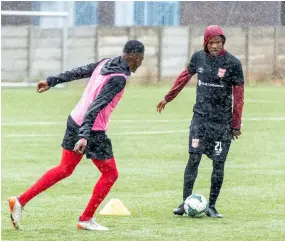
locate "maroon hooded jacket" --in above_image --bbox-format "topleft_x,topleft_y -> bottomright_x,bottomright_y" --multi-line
164,25 -> 244,130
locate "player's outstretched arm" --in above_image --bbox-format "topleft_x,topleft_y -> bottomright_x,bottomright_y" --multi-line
157,69 -> 193,113
36,59 -> 109,93
45,60 -> 108,88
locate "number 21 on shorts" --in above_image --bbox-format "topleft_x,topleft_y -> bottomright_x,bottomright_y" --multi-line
214,141 -> 222,155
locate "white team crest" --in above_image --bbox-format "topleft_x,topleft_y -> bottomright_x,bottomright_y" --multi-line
217,68 -> 226,78
191,139 -> 200,148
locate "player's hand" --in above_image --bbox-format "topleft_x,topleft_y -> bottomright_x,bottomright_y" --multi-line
157,99 -> 168,113
36,80 -> 50,93
232,129 -> 241,140
73,138 -> 87,154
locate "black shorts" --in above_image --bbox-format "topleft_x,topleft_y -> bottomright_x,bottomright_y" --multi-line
61,116 -> 113,160
189,113 -> 232,162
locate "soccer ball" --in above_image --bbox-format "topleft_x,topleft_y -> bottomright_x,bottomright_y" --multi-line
184,194 -> 208,218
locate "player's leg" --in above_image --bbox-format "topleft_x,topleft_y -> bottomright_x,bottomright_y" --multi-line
173,116 -> 204,216
173,153 -> 202,215
207,160 -> 225,218
206,140 -> 231,218
77,157 -> 118,231
183,153 -> 203,201
8,149 -> 83,229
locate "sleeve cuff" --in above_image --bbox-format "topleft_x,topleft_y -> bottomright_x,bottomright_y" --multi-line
46,78 -> 55,87
164,96 -> 171,102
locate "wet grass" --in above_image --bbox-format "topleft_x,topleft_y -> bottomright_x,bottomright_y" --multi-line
2,84 -> 285,241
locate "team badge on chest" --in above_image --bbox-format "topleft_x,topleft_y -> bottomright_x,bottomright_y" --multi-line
217,68 -> 226,78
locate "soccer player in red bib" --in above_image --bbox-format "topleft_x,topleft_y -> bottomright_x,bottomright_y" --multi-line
8,40 -> 144,230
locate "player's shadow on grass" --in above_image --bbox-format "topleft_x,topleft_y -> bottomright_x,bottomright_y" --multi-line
175,215 -> 209,220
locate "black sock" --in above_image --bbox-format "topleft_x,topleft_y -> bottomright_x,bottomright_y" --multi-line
209,161 -> 225,207
183,153 -> 202,201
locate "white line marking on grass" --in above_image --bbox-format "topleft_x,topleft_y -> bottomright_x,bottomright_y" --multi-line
4,134 -> 62,137
4,130 -> 188,138
3,116 -> 285,138
113,119 -> 186,123
1,121 -> 64,126
112,130 -> 188,135
2,117 -> 285,127
1,120 -> 187,126
120,117 -> 285,121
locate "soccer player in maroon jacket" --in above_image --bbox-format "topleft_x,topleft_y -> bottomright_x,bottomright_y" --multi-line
157,25 -> 244,218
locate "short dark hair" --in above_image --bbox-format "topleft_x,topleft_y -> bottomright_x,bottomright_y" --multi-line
123,40 -> 145,54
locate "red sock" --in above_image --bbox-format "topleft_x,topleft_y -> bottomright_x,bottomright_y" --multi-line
18,149 -> 83,207
79,157 -> 118,221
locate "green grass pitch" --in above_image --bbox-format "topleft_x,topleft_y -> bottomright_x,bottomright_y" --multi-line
2,84 -> 285,240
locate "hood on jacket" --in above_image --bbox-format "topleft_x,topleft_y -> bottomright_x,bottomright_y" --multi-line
100,56 -> 131,76
203,25 -> 226,52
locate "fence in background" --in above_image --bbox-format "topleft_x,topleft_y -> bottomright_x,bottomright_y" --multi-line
1,10 -> 69,86
2,26 -> 285,84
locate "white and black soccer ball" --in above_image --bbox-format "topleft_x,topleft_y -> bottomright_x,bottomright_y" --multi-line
184,194 -> 208,218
